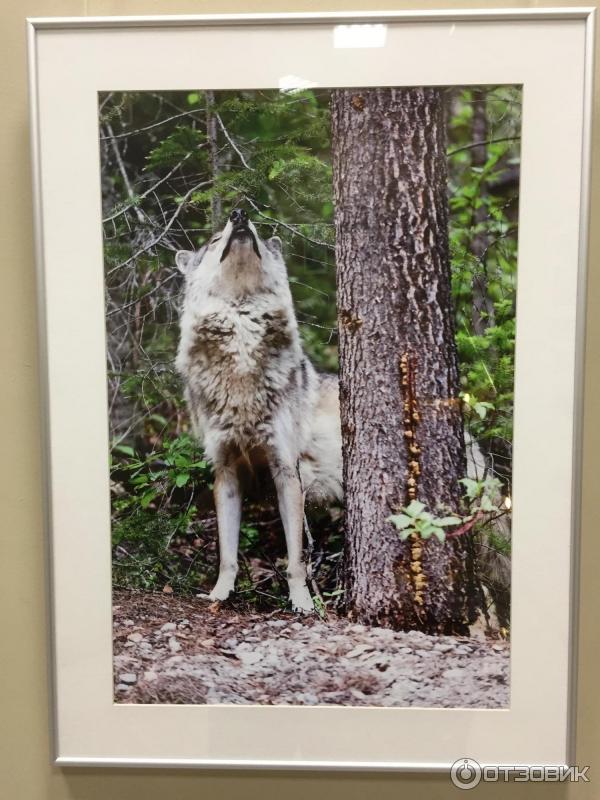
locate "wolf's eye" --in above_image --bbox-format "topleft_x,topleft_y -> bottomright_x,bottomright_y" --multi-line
209,235 -> 222,245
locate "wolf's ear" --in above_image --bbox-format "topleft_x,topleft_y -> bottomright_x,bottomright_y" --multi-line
175,250 -> 195,275
266,236 -> 283,255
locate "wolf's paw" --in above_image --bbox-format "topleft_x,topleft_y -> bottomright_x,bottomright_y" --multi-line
289,584 -> 314,614
208,580 -> 235,602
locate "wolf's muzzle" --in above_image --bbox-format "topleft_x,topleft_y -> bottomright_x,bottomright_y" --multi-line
221,209 -> 261,262
229,208 -> 248,227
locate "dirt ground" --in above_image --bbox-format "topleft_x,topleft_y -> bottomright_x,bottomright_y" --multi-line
113,590 -> 509,707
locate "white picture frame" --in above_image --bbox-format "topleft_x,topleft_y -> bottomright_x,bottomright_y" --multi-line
28,8 -> 594,771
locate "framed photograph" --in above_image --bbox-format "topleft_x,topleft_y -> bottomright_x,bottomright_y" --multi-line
28,9 -> 593,770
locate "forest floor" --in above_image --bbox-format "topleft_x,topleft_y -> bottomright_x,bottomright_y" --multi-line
113,589 -> 509,708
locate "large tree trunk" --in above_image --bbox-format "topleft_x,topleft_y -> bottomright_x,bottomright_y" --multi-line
331,87 -> 476,634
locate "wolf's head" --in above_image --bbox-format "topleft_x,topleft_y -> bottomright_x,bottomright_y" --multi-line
175,209 -> 285,296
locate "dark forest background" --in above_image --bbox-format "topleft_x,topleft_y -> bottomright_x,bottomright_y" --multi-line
101,87 -> 519,627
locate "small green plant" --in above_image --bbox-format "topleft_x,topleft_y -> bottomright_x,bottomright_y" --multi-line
387,500 -> 461,543
313,595 -> 327,619
111,433 -> 213,513
240,523 -> 260,548
460,391 -> 495,421
459,475 -> 502,513
110,434 -> 214,593
387,476 -> 506,544
112,504 -> 208,593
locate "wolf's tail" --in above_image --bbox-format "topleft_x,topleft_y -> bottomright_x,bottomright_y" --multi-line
299,374 -> 343,504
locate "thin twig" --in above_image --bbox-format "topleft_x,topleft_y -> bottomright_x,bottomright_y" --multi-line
244,196 -> 334,251
106,273 -> 179,317
99,109 -> 205,140
445,511 -> 485,539
446,508 -> 509,539
98,92 -> 114,114
107,180 -> 210,274
104,122 -> 146,225
215,112 -> 255,171
102,150 -> 202,224
447,136 -> 521,157
302,492 -> 327,616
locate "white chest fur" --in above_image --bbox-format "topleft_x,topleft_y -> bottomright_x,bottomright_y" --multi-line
178,294 -> 302,438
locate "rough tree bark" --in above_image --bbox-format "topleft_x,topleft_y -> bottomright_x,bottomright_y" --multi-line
331,87 -> 477,634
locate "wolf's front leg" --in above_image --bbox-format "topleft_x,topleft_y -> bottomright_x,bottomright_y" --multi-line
270,460 -> 314,613
209,465 -> 241,601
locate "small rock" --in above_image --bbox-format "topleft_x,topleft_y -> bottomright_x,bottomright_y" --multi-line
290,622 -> 304,631
236,649 -> 263,665
123,619 -> 134,627
200,638 -> 215,647
127,632 -> 143,643
296,693 -> 319,704
433,642 -> 454,653
373,628 -> 396,642
346,644 -> 375,658
363,651 -> 389,664
119,672 -> 137,684
143,670 -> 158,682
267,620 -> 287,628
161,622 -> 177,633
480,663 -> 506,678
442,668 -> 464,681
309,669 -> 332,683
169,637 -> 182,653
115,683 -> 129,692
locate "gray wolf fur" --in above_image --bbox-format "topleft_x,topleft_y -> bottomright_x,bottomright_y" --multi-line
176,209 -> 342,612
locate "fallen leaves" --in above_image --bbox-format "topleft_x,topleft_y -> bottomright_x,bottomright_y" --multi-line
112,589 -> 509,708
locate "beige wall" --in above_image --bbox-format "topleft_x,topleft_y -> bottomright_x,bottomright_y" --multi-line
1,1 -> 597,797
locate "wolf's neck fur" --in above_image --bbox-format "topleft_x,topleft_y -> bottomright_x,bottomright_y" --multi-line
213,252 -> 265,298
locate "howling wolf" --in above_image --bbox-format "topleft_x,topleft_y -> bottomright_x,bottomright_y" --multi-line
176,209 -> 342,612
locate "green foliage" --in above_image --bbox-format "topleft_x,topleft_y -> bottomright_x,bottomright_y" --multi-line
112,506 -> 206,592
387,500 -> 461,543
146,126 -> 206,168
101,85 -> 519,606
110,435 -> 214,591
387,475 -> 505,544
448,87 -> 519,470
110,433 -> 212,517
459,475 -> 502,513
